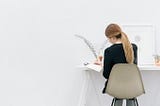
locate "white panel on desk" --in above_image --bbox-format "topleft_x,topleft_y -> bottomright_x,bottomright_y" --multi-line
122,25 -> 156,66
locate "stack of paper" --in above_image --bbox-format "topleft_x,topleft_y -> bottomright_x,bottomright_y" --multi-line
85,63 -> 102,72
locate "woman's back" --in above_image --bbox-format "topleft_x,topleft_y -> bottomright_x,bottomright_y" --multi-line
103,43 -> 137,79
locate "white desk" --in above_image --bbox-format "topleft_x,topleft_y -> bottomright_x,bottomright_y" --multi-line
138,65 -> 160,70
78,64 -> 160,72
78,64 -> 160,106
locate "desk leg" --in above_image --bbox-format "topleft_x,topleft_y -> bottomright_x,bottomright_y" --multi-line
85,70 -> 102,106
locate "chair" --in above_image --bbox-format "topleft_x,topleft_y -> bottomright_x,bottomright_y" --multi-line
105,63 -> 145,106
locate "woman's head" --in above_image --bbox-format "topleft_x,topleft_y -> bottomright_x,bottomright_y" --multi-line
105,23 -> 122,38
105,23 -> 134,64
105,24 -> 123,44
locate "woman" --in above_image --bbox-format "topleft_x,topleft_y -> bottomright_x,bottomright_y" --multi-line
102,23 -> 137,106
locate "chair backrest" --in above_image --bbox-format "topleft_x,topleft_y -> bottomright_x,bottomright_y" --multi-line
105,63 -> 145,99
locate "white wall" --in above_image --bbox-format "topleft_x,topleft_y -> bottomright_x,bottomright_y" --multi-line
0,0 -> 160,106
0,0 -> 81,106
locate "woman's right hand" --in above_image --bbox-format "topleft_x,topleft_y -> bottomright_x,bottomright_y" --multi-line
94,55 -> 103,66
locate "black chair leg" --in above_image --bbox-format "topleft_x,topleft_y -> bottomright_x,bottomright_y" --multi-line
135,98 -> 139,106
111,98 -> 116,106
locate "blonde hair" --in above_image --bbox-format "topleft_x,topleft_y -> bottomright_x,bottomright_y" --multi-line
105,23 -> 134,63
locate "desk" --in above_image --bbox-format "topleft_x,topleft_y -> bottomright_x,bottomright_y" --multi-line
78,64 -> 160,106
139,65 -> 160,70
79,64 -> 160,71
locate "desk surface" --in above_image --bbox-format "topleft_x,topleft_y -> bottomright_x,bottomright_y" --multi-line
78,64 -> 160,72
138,65 -> 160,70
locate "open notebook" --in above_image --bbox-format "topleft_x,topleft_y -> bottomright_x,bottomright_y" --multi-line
85,63 -> 102,72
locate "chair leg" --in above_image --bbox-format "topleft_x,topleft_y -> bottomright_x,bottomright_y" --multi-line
111,98 -> 116,106
135,98 -> 139,106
